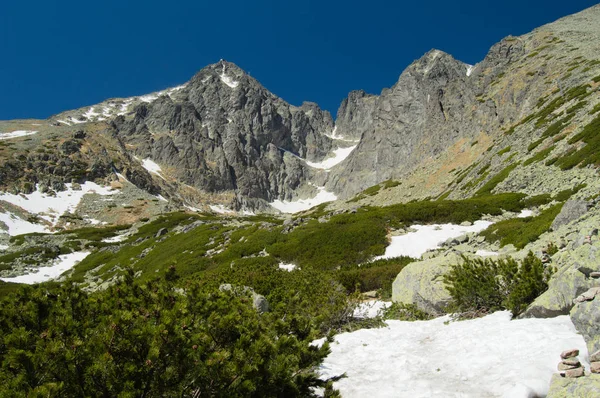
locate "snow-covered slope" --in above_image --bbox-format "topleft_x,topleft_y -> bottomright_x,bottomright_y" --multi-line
317,311 -> 587,398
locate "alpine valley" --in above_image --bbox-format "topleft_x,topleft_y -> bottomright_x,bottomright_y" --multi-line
2,4 -> 600,398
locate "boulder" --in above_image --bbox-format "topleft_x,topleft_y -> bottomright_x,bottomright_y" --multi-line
219,284 -> 270,313
547,374 -> 600,397
392,252 -> 462,315
561,349 -> 580,359
551,200 -> 590,231
520,244 -> 598,318
570,295 -> 600,355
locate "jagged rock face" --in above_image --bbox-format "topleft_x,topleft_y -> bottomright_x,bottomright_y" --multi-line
328,50 -> 487,197
111,61 -> 334,202
334,90 -> 377,140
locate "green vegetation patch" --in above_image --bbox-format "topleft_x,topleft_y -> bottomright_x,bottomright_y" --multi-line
475,163 -> 520,196
479,203 -> 563,249
523,145 -> 555,166
556,114 -> 600,169
496,147 -> 511,156
443,253 -> 552,316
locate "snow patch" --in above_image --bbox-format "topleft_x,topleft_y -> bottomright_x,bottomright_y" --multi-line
518,209 -> 534,218
323,126 -> 360,143
140,158 -> 166,180
219,64 -> 239,88
374,221 -> 493,259
306,145 -> 357,170
0,251 -> 90,284
57,119 -> 72,126
0,244 -> 8,251
317,311 -> 587,398
0,182 -> 117,227
476,249 -> 499,257
210,205 -> 234,214
0,212 -> 49,236
102,234 -> 128,243
270,187 -> 337,213
278,262 -> 297,272
353,300 -> 391,319
0,130 -> 38,140
466,64 -> 475,77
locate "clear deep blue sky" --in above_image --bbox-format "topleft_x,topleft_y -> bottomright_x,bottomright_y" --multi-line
1,0 -> 597,120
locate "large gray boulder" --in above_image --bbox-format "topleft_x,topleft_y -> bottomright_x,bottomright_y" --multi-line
392,252 -> 462,315
521,243 -> 599,318
570,291 -> 600,356
552,200 -> 590,231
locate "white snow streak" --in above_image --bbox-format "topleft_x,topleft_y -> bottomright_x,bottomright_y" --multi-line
306,145 -> 357,170
210,205 -> 234,214
140,159 -> 166,180
476,249 -> 500,257
0,130 -> 38,140
0,251 -> 90,284
518,209 -> 534,218
466,64 -> 475,77
374,221 -> 493,259
318,311 -> 588,398
219,65 -> 239,88
270,187 -> 337,213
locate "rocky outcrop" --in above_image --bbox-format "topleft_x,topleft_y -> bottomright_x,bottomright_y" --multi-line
552,200 -> 590,231
547,374 -> 600,397
334,90 -> 377,140
570,289 -> 600,355
219,283 -> 270,313
111,61 -> 334,206
521,240 -> 600,318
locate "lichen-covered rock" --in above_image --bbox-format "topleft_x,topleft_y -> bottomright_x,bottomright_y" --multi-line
570,297 -> 600,355
547,374 -> 600,397
552,200 -> 590,231
391,252 -> 462,314
520,244 -> 599,318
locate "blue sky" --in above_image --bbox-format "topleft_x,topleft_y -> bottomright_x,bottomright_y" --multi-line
0,0 -> 597,120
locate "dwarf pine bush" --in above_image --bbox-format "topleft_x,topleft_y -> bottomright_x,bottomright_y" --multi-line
443,252 -> 552,316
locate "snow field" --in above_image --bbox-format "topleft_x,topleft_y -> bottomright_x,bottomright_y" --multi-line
0,182 -> 117,227
374,221 -> 493,259
317,311 -> 588,398
270,186 -> 337,213
306,145 -> 357,170
0,251 -> 91,284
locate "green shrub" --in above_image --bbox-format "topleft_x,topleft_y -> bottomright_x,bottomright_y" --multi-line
383,302 -> 432,321
443,253 -> 552,316
523,145 -> 555,166
334,257 -> 414,298
479,204 -> 563,249
0,274 -> 341,396
475,163 -> 520,196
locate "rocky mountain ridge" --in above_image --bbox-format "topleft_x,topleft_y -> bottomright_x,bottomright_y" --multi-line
1,5 -> 600,226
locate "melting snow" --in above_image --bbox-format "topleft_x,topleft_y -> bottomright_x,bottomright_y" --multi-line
518,209 -> 534,218
0,182 -> 117,227
0,251 -> 90,284
219,64 -> 239,88
323,126 -> 360,143
209,205 -> 234,214
270,187 -> 337,213
0,130 -> 38,140
140,158 -> 166,180
374,221 -> 493,259
306,145 -> 357,170
278,262 -> 297,272
57,119 -> 72,126
317,311 -> 587,398
102,234 -> 128,243
476,249 -> 499,257
353,300 -> 391,319
466,64 -> 475,77
0,212 -> 49,235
